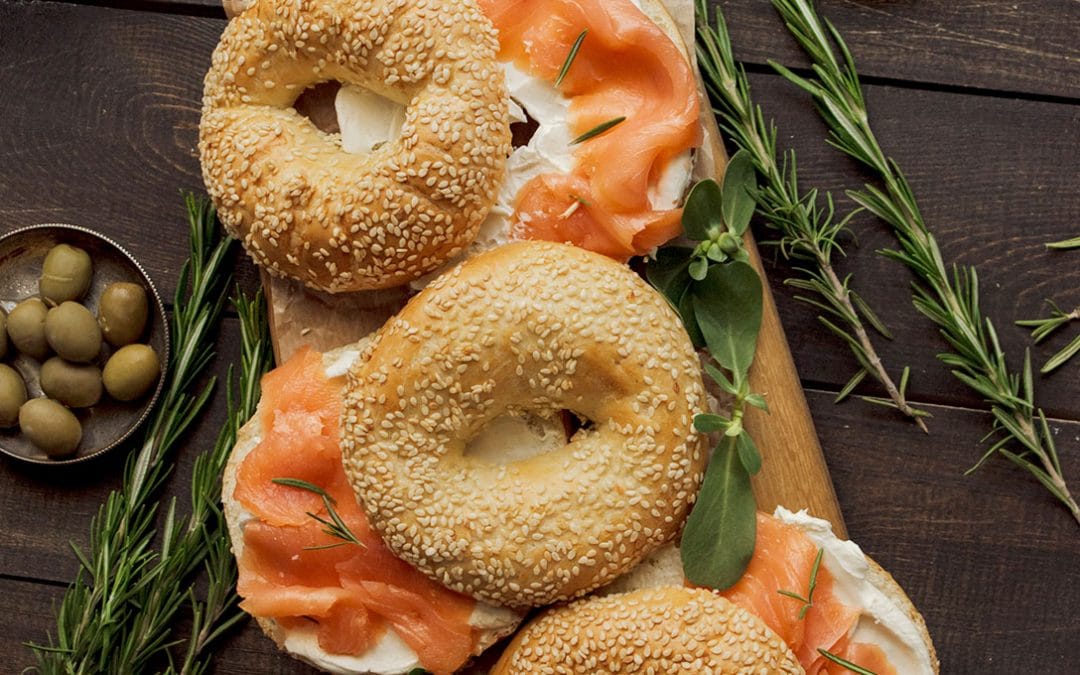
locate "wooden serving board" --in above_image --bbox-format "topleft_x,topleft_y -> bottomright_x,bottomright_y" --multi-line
262,27 -> 846,537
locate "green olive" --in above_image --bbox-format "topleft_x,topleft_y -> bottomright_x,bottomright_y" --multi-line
19,398 -> 82,458
0,311 -> 7,360
7,298 -> 50,360
98,282 -> 149,347
103,344 -> 160,401
40,243 -> 93,304
0,364 -> 27,427
40,357 -> 103,408
45,301 -> 102,363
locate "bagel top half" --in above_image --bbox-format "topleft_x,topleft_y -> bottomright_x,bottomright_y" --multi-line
200,0 -> 511,293
340,240 -> 709,609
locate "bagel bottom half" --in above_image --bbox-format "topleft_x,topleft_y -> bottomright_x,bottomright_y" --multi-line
222,346 -> 524,675
491,586 -> 804,674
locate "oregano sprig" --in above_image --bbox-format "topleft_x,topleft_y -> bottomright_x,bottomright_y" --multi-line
694,0 -> 927,430
769,0 -> 1079,525
648,151 -> 765,589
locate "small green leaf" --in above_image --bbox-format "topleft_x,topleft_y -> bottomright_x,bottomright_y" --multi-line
678,283 -> 705,348
706,242 -> 727,262
721,150 -> 757,235
681,437 -> 757,589
692,260 -> 764,378
834,368 -> 867,403
683,179 -> 724,241
570,116 -> 625,145
689,256 -> 709,281
1046,235 -> 1080,250
736,430 -> 762,475
745,393 -> 769,411
693,413 -> 730,433
702,361 -> 736,394
645,247 -> 694,306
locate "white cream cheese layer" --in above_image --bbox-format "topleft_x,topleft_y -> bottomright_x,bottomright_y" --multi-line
773,507 -> 935,675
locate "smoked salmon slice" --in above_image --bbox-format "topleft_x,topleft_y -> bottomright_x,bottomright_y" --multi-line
233,347 -> 479,673
479,0 -> 700,260
719,512 -> 897,674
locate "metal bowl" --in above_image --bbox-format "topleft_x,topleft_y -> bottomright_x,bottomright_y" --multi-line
0,224 -> 170,464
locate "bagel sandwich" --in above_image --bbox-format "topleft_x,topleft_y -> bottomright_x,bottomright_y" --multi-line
598,507 -> 939,674
223,345 -> 526,675
330,0 -> 702,289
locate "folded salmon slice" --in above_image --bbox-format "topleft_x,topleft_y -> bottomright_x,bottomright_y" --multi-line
233,347 -> 479,673
479,0 -> 700,260
719,513 -> 897,674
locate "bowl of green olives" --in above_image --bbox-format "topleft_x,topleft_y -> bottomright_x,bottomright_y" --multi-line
0,224 -> 170,464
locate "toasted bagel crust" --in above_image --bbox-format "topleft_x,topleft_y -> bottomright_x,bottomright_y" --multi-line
341,241 -> 709,608
200,0 -> 511,292
492,586 -> 804,674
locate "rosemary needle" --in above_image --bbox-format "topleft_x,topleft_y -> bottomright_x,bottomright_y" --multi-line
571,116 -> 626,144
818,648 -> 878,675
776,547 -> 823,620
769,0 -> 1079,524
272,477 -> 367,549
555,29 -> 587,87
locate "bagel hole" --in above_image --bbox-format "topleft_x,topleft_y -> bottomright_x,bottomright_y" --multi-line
292,81 -> 342,134
511,106 -> 539,148
463,410 -> 584,465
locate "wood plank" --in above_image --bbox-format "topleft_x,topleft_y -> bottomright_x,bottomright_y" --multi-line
76,0 -> 1080,100
0,1 -> 256,300
717,0 -> 1080,100
3,2 -> 1078,417
4,395 -> 1078,672
804,390 -> 1080,672
742,71 -> 1080,421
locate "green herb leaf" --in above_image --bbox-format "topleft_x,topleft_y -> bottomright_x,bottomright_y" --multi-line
693,413 -> 730,433
646,247 -> 695,308
702,361 -> 736,394
570,116 -> 625,145
745,392 -> 769,411
736,430 -> 762,475
692,260 -> 763,378
678,283 -> 705,348
817,648 -> 878,675
554,30 -> 587,87
1046,235 -> 1080,250
1041,333 -> 1080,374
680,437 -> 757,589
688,256 -> 709,281
683,178 -> 724,240
721,150 -> 756,236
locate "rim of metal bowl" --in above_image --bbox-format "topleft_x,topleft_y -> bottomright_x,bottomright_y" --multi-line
0,223 -> 171,465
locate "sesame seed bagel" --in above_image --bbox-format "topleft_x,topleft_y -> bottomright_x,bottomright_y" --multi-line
491,586 -> 804,674
340,240 -> 709,608
200,0 -> 512,292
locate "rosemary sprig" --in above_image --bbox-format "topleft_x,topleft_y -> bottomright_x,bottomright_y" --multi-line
28,196 -> 241,673
769,0 -> 1079,524
570,116 -> 626,144
777,547 -> 823,620
1017,301 -> 1080,374
173,291 -> 274,675
695,0 -> 927,430
554,29 -> 587,87
1046,235 -> 1080,250
818,648 -> 877,675
271,478 -> 367,549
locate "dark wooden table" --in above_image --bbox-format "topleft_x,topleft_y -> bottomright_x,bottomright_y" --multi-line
2,0 -> 1078,671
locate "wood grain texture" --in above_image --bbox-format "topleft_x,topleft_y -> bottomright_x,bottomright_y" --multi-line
72,0 -> 1080,99
717,0 -> 1080,100
742,72 -> 1080,421
1,1 -> 1079,673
